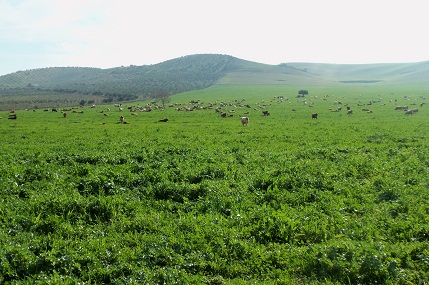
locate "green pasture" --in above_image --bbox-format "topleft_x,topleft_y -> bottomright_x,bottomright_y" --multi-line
1,84 -> 429,284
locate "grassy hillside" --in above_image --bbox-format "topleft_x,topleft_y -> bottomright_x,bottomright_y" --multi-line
285,61 -> 429,84
0,54 -> 429,110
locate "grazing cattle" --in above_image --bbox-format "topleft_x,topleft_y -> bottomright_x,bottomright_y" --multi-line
240,117 -> 249,126
119,115 -> 124,123
63,112 -> 67,118
8,114 -> 17,120
347,109 -> 353,115
52,108 -> 57,112
262,110 -> 270,116
220,113 -> 227,118
159,118 -> 169,122
311,113 -> 318,119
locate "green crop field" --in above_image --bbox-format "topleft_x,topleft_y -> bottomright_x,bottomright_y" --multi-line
1,83 -> 429,284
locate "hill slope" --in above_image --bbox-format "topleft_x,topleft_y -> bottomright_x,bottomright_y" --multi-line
0,54 -> 428,110
284,61 -> 429,84
0,54 -> 241,96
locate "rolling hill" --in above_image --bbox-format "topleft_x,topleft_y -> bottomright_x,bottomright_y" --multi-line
284,61 -> 429,84
0,53 -> 428,110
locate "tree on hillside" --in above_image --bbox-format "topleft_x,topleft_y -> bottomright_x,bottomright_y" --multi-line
297,90 -> 308,97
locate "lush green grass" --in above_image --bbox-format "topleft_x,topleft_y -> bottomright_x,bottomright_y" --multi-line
1,84 -> 429,284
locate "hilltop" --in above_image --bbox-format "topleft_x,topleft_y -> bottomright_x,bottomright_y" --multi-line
0,54 -> 428,110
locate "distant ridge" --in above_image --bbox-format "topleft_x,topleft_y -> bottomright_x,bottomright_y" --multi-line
0,54 -> 429,110
0,54 -> 241,97
284,61 -> 429,84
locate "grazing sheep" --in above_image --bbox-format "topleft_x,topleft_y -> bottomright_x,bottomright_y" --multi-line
395,106 -> 408,110
119,115 -> 124,123
347,109 -> 353,115
240,117 -> 249,126
63,112 -> 67,118
405,109 -> 418,115
311,113 -> 318,119
262,110 -> 270,116
159,118 -> 169,122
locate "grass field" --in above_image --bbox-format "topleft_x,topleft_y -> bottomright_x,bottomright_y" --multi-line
1,83 -> 429,284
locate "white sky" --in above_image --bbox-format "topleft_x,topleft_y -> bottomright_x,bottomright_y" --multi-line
1,0 -> 428,75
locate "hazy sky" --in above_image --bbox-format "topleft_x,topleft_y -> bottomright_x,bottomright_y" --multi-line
1,0 -> 428,75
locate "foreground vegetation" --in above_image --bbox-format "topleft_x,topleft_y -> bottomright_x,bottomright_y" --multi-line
1,84 -> 429,284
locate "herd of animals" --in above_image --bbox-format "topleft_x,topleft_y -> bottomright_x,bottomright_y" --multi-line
0,95 -> 425,124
